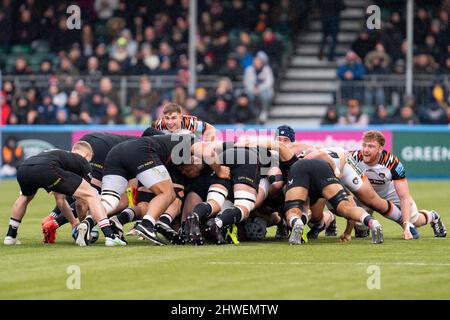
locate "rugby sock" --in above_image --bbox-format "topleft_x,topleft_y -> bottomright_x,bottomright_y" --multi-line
141,215 -> 156,228
7,218 -> 21,238
85,215 -> 96,231
55,214 -> 69,227
98,218 -> 114,238
117,208 -> 135,225
215,207 -> 242,228
159,213 -> 172,225
193,202 -> 213,222
361,213 -> 374,228
300,213 -> 309,225
49,207 -> 60,218
420,210 -> 439,224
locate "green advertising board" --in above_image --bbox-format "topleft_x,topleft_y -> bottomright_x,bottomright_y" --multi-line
393,131 -> 450,178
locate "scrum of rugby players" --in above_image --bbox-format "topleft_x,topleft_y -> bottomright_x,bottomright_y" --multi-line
5,103 -> 446,246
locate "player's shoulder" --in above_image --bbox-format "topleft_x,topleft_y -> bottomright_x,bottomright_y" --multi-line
378,150 -> 401,168
348,149 -> 363,161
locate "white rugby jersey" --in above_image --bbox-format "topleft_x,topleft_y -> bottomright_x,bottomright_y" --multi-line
350,150 -> 406,199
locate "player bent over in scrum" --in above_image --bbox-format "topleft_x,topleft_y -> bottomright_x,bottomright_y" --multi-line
350,130 -> 446,239
185,143 -> 263,245
285,157 -> 384,244
4,142 -> 125,246
41,132 -> 137,244
96,134 -> 229,245
303,147 -> 406,240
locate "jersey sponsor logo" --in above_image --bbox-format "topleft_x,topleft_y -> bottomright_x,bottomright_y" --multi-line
369,178 -> 385,185
47,178 -> 62,188
137,160 -> 154,170
353,177 -> 359,185
288,179 -> 293,185
378,173 -> 386,179
238,176 -> 254,183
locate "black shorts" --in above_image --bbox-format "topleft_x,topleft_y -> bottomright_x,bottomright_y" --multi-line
103,140 -> 163,180
17,164 -> 83,197
136,190 -> 156,204
186,171 -> 214,200
286,159 -> 342,204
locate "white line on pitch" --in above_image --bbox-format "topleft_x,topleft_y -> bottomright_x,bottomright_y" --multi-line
207,261 -> 450,267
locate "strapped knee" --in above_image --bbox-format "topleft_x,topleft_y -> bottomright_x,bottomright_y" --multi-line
193,202 -> 213,221
207,187 -> 228,207
101,190 -> 121,214
284,200 -> 305,213
328,189 -> 349,210
234,190 -> 257,213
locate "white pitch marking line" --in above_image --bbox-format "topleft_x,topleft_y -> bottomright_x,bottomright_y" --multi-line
207,261 -> 450,267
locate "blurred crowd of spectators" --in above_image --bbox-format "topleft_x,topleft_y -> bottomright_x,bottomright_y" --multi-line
330,0 -> 450,126
0,0 -> 308,125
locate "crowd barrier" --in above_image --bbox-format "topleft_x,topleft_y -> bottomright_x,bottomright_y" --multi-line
1,125 -> 449,179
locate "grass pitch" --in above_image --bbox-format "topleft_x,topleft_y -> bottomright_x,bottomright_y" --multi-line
0,179 -> 449,300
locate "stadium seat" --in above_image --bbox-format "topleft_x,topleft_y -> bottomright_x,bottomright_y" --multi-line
11,45 -> 31,55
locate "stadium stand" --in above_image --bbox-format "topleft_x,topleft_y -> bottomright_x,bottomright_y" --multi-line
0,0 -> 306,125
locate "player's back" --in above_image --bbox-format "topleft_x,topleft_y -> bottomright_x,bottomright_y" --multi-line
22,149 -> 89,176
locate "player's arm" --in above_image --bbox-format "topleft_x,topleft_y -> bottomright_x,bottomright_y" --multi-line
394,178 -> 413,239
191,141 -> 230,179
290,142 -> 316,157
53,192 -> 79,227
304,150 -> 340,178
234,140 -> 295,162
202,122 -> 216,141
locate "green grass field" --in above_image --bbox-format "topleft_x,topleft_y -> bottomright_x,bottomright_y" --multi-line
1,179 -> 449,300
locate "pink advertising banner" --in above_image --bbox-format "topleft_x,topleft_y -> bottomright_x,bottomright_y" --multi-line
72,129 -> 392,152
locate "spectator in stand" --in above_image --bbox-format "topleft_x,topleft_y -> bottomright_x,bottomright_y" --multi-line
13,56 -> 32,75
257,28 -> 284,74
35,94 -> 57,124
86,92 -> 107,124
243,51 -> 274,123
55,107 -> 69,125
9,96 -> 36,125
106,58 -> 123,76
414,7 -> 431,47
129,75 -> 160,117
381,12 -> 405,63
218,53 -> 243,82
419,103 -> 448,125
66,91 -> 84,124
214,77 -> 235,107
208,96 -> 231,124
338,98 -> 369,126
235,44 -> 253,70
195,87 -> 209,112
94,43 -> 109,72
230,92 -> 256,124
101,102 -> 124,125
1,92 -> 11,125
185,96 -> 208,121
57,56 -> 79,77
125,104 -> 151,125
364,43 -> 390,106
321,105 -> 339,125
84,56 -> 103,78
14,8 -> 38,45
0,1 -> 13,48
414,53 -> 439,74
351,30 -> 376,62
370,104 -> 392,125
2,81 -> 16,107
39,59 -> 53,75
393,105 -> 420,125
318,0 -> 346,61
99,77 -> 120,108
337,50 -> 366,101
